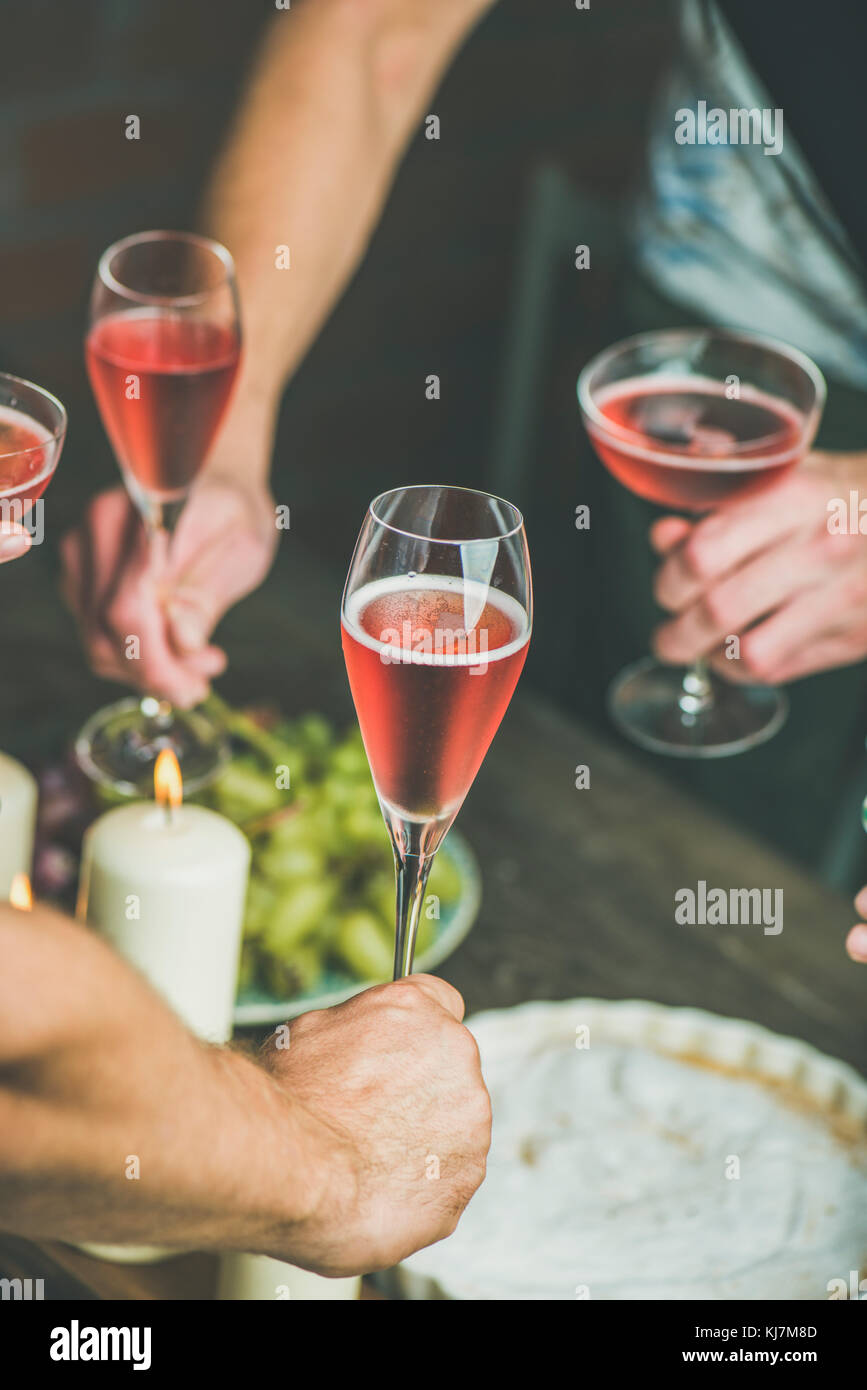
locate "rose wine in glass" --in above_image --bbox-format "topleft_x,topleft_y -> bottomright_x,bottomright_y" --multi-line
0,373 -> 67,528
75,231 -> 241,796
578,329 -> 826,757
342,485 -> 532,978
86,313 -> 239,498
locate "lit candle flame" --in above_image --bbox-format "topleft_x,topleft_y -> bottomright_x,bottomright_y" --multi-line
10,873 -> 32,910
154,749 -> 183,814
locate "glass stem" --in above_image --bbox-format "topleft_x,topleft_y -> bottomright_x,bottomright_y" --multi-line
392,848 -> 435,980
384,816 -> 440,980
678,657 -> 714,721
140,513 -> 177,729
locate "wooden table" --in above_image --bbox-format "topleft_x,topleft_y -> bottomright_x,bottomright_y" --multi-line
2,537 -> 864,1298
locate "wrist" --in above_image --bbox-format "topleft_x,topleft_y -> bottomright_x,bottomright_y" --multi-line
204,384 -> 278,494
194,1044 -> 336,1254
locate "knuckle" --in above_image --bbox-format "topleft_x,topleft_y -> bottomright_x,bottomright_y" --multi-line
839,568 -> 867,610
681,531 -> 714,582
102,596 -> 138,639
701,585 -> 736,632
738,633 -> 772,681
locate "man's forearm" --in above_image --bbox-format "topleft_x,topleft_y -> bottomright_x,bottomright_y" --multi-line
0,906 -> 325,1254
201,0 -> 496,480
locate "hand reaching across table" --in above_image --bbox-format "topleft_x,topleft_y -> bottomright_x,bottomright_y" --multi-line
60,467 -> 276,709
60,0 -> 498,702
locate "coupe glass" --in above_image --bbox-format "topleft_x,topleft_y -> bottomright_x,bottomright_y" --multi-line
75,230 -> 241,795
342,485 -> 532,977
0,372 -> 66,531
578,329 -> 825,757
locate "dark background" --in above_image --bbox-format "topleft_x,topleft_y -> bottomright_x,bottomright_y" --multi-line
0,0 -> 673,539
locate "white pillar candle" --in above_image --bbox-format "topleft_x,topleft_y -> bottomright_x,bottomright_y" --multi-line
78,756 -> 250,1039
0,750 -> 37,901
78,797 -> 250,1045
217,1252 -> 361,1302
76,757 -> 250,1266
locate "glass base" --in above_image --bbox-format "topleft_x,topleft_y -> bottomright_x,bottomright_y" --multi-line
75,697 -> 229,796
607,657 -> 788,759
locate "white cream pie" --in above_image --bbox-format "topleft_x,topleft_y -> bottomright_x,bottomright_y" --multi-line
398,1000 -> 867,1301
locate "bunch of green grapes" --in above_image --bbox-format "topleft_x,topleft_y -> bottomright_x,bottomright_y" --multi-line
198,706 -> 463,999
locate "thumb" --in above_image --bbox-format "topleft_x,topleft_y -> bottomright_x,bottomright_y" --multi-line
845,924 -> 867,963
167,590 -> 218,655
649,515 -> 693,555
0,522 -> 32,563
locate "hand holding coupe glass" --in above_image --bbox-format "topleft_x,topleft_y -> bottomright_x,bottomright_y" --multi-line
578,329 -> 826,757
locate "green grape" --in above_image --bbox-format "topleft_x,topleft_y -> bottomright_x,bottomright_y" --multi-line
363,871 -> 396,927
244,879 -> 276,937
297,713 -> 333,755
262,880 -> 336,955
413,912 -> 438,959
304,803 -> 340,844
266,813 -> 315,850
334,910 -> 394,982
257,842 -> 326,885
341,805 -> 387,849
428,852 -> 461,905
237,942 -> 260,993
330,741 -> 372,779
214,759 -> 284,819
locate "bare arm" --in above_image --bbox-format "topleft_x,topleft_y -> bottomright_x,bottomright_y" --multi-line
0,903 -> 316,1252
62,0 -> 498,703
201,0 -> 499,475
0,904 -> 489,1273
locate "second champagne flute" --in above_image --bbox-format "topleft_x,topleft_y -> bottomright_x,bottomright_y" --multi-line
342,484 -> 532,979
75,230 -> 241,795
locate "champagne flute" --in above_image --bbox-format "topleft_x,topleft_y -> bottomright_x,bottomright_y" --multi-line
74,230 -> 241,795
578,328 -> 825,757
341,484 -> 532,979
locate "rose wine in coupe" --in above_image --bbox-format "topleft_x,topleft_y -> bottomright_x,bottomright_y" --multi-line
86,311 -> 239,497
342,575 -> 530,823
587,376 -> 807,512
0,406 -> 55,512
577,329 -> 825,757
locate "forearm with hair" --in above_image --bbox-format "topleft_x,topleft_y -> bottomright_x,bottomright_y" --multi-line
0,905 -> 324,1253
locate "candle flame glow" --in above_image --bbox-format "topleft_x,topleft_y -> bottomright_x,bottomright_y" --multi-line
154,749 -> 183,811
10,873 -> 32,910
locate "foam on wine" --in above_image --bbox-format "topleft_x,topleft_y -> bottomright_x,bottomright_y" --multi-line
342,574 -> 530,666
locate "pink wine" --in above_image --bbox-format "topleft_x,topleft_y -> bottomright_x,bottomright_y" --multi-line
86,311 -> 240,497
342,576 -> 530,822
586,375 -> 806,511
0,405 -> 55,511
